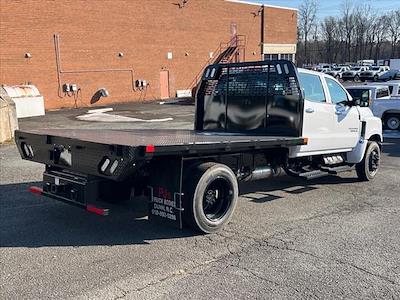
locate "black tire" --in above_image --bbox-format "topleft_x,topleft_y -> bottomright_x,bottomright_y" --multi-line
356,141 -> 381,181
354,75 -> 360,82
384,114 -> 400,130
183,162 -> 238,233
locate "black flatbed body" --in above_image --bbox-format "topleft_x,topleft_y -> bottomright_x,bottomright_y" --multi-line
15,60 -> 306,182
16,128 -> 305,156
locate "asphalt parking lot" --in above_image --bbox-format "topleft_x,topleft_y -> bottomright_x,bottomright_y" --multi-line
1,103 -> 400,299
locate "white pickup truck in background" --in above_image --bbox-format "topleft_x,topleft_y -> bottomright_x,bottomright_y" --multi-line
346,82 -> 400,130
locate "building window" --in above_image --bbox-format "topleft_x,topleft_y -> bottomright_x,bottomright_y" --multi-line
280,53 -> 293,61
264,53 -> 294,62
264,54 -> 279,61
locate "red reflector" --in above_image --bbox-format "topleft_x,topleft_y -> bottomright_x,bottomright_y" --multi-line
29,186 -> 43,195
145,145 -> 155,153
86,205 -> 109,216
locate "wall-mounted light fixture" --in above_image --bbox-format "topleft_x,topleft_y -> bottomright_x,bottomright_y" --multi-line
167,52 -> 173,60
118,52 -> 124,58
25,53 -> 31,58
98,88 -> 109,97
209,52 -> 214,58
185,52 -> 189,56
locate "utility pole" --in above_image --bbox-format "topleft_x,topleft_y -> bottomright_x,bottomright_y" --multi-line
260,4 -> 265,60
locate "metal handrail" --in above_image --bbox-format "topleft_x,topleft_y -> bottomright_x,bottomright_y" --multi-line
186,35 -> 246,92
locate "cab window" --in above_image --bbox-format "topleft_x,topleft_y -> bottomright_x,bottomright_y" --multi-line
298,72 -> 326,103
347,89 -> 370,107
376,88 -> 389,98
325,78 -> 348,104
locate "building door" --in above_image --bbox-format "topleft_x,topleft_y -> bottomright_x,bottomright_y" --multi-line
160,70 -> 169,99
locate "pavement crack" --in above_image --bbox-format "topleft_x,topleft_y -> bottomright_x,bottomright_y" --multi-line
264,240 -> 398,286
113,286 -> 128,300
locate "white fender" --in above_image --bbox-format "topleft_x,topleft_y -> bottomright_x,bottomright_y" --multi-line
346,114 -> 382,164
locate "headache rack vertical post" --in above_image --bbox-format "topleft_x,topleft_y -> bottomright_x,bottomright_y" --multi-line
224,66 -> 230,132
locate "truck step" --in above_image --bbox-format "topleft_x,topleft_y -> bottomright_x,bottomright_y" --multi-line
299,170 -> 329,180
321,165 -> 354,174
299,165 -> 355,180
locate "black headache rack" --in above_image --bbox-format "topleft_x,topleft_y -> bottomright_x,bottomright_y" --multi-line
195,60 -> 304,136
15,60 -> 306,227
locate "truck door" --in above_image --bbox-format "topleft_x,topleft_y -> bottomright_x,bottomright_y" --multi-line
324,77 -> 360,150
297,72 -> 336,152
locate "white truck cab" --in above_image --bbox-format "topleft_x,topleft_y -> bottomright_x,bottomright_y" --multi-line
289,69 -> 382,170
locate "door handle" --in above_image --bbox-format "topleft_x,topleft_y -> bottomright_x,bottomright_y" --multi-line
305,108 -> 314,113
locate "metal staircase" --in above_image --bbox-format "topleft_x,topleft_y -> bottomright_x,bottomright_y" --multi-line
185,35 -> 246,97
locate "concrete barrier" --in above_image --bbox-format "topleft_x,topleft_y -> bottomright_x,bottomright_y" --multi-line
0,87 -> 19,144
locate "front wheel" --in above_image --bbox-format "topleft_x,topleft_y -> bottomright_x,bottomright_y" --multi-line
356,141 -> 381,181
373,75 -> 378,81
354,75 -> 360,82
183,162 -> 238,233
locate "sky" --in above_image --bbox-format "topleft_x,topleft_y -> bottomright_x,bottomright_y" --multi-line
250,0 -> 400,19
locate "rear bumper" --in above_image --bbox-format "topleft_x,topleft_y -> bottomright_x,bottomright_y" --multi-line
29,167 -> 131,213
29,186 -> 109,216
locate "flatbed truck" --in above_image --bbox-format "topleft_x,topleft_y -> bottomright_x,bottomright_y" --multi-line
15,60 -> 383,233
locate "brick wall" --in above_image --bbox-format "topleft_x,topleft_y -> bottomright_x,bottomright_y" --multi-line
0,0 -> 297,109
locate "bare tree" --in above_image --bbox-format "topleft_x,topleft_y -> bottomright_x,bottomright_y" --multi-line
387,9 -> 400,57
296,0 -> 396,66
321,16 -> 339,63
368,16 -> 387,61
298,0 -> 318,65
353,4 -> 372,60
340,0 -> 356,62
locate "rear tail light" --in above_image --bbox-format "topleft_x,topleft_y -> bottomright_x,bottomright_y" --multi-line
29,186 -> 43,195
98,156 -> 119,175
99,157 -> 111,172
86,205 -> 109,216
109,160 -> 119,174
21,142 -> 34,158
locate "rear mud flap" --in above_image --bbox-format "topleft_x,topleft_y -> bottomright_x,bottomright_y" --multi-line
147,158 -> 184,229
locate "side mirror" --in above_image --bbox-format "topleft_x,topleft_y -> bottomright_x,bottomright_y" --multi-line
353,98 -> 361,106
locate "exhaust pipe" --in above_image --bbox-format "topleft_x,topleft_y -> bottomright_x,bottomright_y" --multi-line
242,166 -> 279,182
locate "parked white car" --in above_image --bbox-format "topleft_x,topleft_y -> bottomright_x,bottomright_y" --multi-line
342,66 -> 370,81
325,66 -> 350,79
346,84 -> 400,130
360,66 -> 390,82
316,64 -> 331,73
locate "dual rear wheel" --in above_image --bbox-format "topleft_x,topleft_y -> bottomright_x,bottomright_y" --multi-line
183,163 -> 238,233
